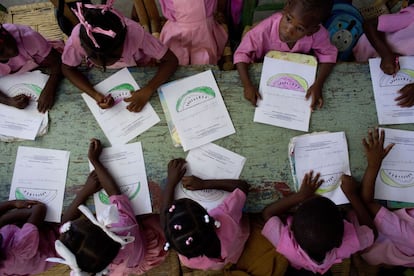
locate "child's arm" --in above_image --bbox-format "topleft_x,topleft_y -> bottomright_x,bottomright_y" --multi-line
0,200 -> 46,228
124,49 -> 178,112
62,64 -> 114,109
395,83 -> 414,108
236,62 -> 261,106
37,48 -> 63,113
305,62 -> 335,111
262,171 -> 323,221
0,90 -> 30,109
181,176 -> 249,195
361,128 -> 394,216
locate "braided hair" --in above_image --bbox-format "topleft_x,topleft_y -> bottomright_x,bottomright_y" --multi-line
163,198 -> 221,259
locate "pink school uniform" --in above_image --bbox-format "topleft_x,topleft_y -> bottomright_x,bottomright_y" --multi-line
361,207 -> 414,267
234,13 -> 338,64
62,16 -> 168,69
108,194 -> 167,275
178,188 -> 250,271
0,222 -> 59,275
159,0 -> 228,65
0,24 -> 52,75
353,5 -> 414,61
262,214 -> 374,274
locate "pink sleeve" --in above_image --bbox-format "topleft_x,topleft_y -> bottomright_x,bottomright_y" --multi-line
12,223 -> 40,259
378,7 -> 414,33
139,30 -> 169,61
261,216 -> 285,248
336,219 -> 374,259
311,27 -> 338,63
159,0 -> 175,20
109,194 -> 138,229
214,188 -> 246,222
62,25 -> 86,66
20,27 -> 52,64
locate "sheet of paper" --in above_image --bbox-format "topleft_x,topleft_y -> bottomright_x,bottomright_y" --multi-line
254,53 -> 316,132
82,68 -> 160,145
9,146 -> 70,223
0,71 -> 49,140
158,70 -> 235,151
374,128 -> 414,203
91,142 -> 152,215
175,143 -> 246,210
369,57 -> 414,125
289,132 -> 350,204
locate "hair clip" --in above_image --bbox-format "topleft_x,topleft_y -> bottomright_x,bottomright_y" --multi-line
214,221 -> 221,229
204,215 -> 210,223
174,224 -> 182,230
163,242 -> 170,251
185,237 -> 193,246
169,205 -> 175,213
59,221 -> 72,234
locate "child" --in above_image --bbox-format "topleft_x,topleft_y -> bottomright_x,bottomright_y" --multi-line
353,5 -> 414,108
62,1 -> 178,112
49,138 -> 167,274
0,199 -> 60,275
159,0 -> 228,65
161,158 -> 250,271
359,128 -> 414,266
0,23 -> 62,113
261,171 -> 375,274
234,0 -> 337,110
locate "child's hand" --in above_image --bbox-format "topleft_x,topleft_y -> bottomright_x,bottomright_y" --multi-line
340,174 -> 359,197
298,170 -> 324,199
167,158 -> 186,187
306,83 -> 323,111
37,86 -> 55,113
9,94 -> 30,109
362,128 -> 394,169
96,94 -> 114,109
82,170 -> 101,195
380,53 -> 400,75
88,138 -> 103,164
182,176 -> 205,190
395,83 -> 414,107
13,199 -> 41,209
124,87 -> 152,112
244,84 -> 261,106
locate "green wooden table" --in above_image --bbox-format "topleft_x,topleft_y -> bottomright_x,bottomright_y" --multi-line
1,63 -> 413,213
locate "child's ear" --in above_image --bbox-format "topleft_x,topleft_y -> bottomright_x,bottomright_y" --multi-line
307,25 -> 320,36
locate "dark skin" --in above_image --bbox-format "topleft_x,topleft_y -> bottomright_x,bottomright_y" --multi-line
0,26 -> 62,113
236,1 -> 335,110
0,200 -> 46,228
364,18 -> 414,108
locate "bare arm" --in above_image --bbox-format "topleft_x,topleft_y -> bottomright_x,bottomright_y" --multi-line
0,90 -> 30,109
182,176 -> 249,195
236,62 -> 261,106
0,200 -> 46,228
306,62 -> 335,110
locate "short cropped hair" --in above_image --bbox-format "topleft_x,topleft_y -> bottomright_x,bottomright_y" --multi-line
286,0 -> 334,23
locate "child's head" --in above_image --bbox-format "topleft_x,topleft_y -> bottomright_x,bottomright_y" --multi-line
279,0 -> 333,44
73,3 -> 126,69
164,198 -> 221,259
292,196 -> 343,263
0,25 -> 18,62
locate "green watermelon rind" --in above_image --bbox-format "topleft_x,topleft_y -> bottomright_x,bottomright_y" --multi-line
400,69 -> 414,79
266,73 -> 308,91
316,174 -> 341,194
98,182 -> 141,204
15,188 -> 27,200
380,169 -> 414,188
8,83 -> 43,99
175,86 -> 216,112
108,83 -> 135,93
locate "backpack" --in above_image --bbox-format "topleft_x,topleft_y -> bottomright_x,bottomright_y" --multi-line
324,1 -> 364,61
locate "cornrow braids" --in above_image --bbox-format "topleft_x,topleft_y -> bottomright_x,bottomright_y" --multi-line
164,198 -> 221,259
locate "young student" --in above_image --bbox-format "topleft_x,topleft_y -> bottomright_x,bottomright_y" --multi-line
159,0 -> 228,65
359,128 -> 414,266
62,1 -> 178,112
353,5 -> 414,108
0,199 -> 60,275
261,171 -> 375,275
0,24 -> 62,113
161,158 -> 250,271
49,138 -> 167,275
234,0 -> 337,110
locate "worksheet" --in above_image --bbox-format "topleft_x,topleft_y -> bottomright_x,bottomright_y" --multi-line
82,68 -> 160,145
289,131 -> 350,205
91,142 -> 152,216
9,146 -> 70,223
175,143 -> 246,210
254,51 -> 317,132
369,57 -> 414,125
374,128 -> 414,203
158,70 -> 235,151
0,70 -> 49,141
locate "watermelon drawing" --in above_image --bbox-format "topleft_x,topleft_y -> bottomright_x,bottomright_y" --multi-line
316,172 -> 342,194
380,169 -> 414,188
175,86 -> 216,112
379,69 -> 414,87
181,185 -> 226,202
15,187 -> 57,204
7,83 -> 43,101
107,83 -> 135,105
266,73 -> 308,92
98,182 -> 141,204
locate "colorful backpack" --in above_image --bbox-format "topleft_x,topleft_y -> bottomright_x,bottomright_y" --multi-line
324,1 -> 364,61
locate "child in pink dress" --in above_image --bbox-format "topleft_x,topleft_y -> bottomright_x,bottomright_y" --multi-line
360,128 -> 414,267
234,0 -> 337,110
0,24 -> 62,113
161,158 -> 250,271
261,171 -> 374,274
353,5 -> 414,108
0,199 -> 60,275
48,138 -> 167,275
159,0 -> 228,65
62,0 -> 178,112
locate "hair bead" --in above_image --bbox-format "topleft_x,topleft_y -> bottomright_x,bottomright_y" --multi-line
214,221 -> 221,229
163,242 -> 170,251
185,237 -> 193,245
204,215 -> 210,223
174,224 -> 182,230
169,205 -> 176,213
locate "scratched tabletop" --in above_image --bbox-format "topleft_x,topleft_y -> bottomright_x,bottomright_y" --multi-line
1,62 -> 413,213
